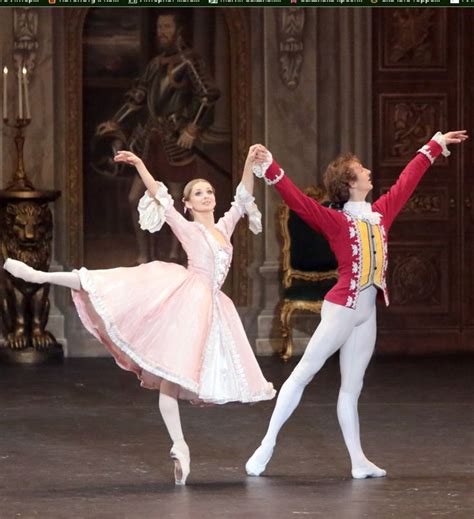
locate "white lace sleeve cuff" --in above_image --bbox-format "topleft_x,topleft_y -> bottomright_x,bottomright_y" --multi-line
232,183 -> 262,235
431,131 -> 451,157
137,183 -> 174,233
251,151 -> 273,178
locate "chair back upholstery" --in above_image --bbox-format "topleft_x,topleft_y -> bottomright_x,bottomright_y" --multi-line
278,186 -> 338,289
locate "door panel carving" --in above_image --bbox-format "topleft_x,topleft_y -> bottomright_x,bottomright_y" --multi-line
373,9 -> 472,352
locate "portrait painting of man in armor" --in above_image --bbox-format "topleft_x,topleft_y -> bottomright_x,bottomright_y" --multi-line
83,9 -> 231,269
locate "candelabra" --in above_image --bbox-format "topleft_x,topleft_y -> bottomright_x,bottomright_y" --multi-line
3,115 -> 34,191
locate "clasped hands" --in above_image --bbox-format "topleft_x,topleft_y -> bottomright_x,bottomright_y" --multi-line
246,144 -> 273,178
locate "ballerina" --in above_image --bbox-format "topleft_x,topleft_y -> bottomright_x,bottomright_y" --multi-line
245,130 -> 467,479
4,144 -> 275,486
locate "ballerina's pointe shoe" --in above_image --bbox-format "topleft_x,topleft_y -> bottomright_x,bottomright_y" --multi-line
3,258 -> 43,283
170,443 -> 190,485
351,461 -> 387,480
245,444 -> 274,477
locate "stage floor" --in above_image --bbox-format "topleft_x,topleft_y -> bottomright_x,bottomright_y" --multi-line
0,355 -> 472,518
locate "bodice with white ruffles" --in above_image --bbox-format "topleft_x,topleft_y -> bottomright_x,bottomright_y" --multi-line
136,181 -> 261,292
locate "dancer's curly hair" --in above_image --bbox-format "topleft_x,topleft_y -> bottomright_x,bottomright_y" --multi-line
323,153 -> 360,208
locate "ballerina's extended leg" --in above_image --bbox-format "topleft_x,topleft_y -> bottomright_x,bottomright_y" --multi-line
3,258 -> 81,290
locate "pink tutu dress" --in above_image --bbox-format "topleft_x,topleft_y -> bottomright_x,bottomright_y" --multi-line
71,183 -> 275,404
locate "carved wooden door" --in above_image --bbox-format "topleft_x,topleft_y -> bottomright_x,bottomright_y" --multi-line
462,10 -> 474,343
373,9 -> 472,353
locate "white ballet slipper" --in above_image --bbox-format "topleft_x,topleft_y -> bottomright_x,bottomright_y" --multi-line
3,258 -> 43,283
352,461 -> 387,479
245,444 -> 274,477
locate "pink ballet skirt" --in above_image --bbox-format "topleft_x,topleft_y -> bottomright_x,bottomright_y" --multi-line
71,183 -> 275,404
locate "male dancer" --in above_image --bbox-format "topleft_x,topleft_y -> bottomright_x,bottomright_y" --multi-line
246,130 -> 467,479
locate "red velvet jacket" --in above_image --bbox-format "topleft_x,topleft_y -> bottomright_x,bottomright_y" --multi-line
265,139 -> 444,309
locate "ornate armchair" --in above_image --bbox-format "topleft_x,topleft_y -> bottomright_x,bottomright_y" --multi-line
277,186 -> 338,361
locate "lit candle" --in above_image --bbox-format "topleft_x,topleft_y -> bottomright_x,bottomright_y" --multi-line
2,66 -> 7,120
18,65 -> 23,119
22,66 -> 30,119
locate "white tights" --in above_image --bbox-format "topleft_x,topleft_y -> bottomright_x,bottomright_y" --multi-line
159,380 -> 186,446
247,287 -> 386,479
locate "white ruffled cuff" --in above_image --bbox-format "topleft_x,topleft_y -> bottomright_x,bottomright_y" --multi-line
232,183 -> 262,235
251,151 -> 273,179
137,183 -> 173,233
431,131 -> 451,157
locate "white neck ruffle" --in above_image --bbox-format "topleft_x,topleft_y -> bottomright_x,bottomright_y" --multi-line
343,201 -> 382,225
